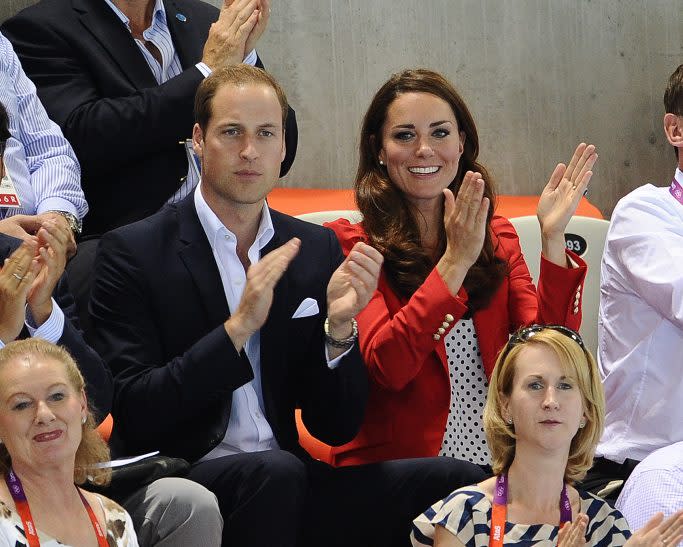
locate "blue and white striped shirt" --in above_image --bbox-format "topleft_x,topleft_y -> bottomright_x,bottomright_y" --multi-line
0,298 -> 65,350
103,0 -> 185,85
0,32 -> 87,219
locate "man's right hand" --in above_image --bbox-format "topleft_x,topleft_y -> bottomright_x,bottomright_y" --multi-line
224,238 -> 300,351
202,0 -> 261,70
0,215 -> 43,242
0,241 -> 39,343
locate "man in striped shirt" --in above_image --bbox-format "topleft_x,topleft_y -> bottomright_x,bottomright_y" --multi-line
0,32 -> 85,255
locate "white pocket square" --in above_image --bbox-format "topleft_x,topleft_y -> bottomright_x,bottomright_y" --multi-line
292,298 -> 319,319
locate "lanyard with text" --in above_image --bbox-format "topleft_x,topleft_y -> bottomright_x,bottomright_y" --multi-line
670,179 -> 683,207
4,468 -> 108,547
488,473 -> 572,547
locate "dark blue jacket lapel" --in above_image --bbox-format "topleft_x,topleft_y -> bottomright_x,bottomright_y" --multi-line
72,0 -> 159,89
175,196 -> 231,329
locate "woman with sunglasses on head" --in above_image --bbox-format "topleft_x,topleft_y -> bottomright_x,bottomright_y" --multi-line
412,326 -> 683,546
326,69 -> 592,468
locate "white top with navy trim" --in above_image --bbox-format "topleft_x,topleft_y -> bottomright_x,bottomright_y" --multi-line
412,485 -> 632,546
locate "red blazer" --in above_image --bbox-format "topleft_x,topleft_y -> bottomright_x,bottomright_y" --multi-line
325,216 -> 587,466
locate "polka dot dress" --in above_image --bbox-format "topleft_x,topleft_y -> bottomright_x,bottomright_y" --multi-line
438,318 -> 491,465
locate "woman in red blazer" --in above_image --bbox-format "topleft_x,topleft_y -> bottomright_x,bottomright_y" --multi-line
325,69 -> 592,467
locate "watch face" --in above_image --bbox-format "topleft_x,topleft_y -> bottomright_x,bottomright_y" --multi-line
51,211 -> 82,234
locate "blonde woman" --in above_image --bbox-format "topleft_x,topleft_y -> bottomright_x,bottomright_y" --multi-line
412,326 -> 683,546
0,339 -> 138,546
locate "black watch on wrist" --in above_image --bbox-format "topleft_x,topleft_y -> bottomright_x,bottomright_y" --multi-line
47,210 -> 82,236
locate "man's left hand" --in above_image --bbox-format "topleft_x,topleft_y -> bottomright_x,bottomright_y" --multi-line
37,212 -> 77,257
244,0 -> 270,56
326,242 -> 383,339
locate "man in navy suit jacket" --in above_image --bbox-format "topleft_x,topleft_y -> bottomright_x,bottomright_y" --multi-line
2,0 -> 297,237
90,64 -> 485,547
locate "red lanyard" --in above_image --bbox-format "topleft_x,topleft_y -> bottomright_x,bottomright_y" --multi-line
489,473 -> 572,547
670,179 -> 683,206
5,468 -> 109,547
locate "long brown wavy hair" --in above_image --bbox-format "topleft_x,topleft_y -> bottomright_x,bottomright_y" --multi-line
356,69 -> 506,309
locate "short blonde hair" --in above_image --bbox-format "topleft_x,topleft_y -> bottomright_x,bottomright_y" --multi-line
0,339 -> 111,485
483,328 -> 604,484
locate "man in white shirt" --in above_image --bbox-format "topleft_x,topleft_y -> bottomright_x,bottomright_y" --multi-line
90,65 -> 486,547
585,64 -> 683,506
616,442 -> 683,533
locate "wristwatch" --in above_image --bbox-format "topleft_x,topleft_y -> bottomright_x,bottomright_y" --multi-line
323,317 -> 358,349
48,210 -> 82,236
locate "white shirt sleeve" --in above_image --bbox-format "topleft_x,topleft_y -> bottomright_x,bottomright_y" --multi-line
607,195 -> 683,328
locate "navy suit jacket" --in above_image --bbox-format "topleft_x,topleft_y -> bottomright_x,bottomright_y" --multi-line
0,233 -> 112,420
89,195 -> 368,462
2,0 -> 298,236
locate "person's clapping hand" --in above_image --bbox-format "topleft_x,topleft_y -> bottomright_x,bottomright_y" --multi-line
37,211 -> 77,257
26,218 -> 70,327
624,510 -> 683,547
436,171 -> 489,294
224,238 -> 300,351
0,214 -> 42,242
244,0 -> 270,56
0,240 -> 39,343
537,143 -> 597,238
202,0 -> 261,69
326,242 -> 383,337
557,514 -> 589,546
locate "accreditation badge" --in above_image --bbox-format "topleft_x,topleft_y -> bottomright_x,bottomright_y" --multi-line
0,168 -> 22,208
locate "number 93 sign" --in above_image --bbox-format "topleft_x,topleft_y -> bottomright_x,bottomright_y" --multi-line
564,233 -> 587,256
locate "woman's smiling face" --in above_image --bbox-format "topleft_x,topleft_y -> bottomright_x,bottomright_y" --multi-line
379,91 -> 464,208
0,354 -> 86,471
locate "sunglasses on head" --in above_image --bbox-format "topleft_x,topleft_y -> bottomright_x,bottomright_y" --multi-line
500,324 -> 586,363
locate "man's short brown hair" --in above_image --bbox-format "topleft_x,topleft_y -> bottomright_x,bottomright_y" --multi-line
194,65 -> 289,133
664,64 -> 683,116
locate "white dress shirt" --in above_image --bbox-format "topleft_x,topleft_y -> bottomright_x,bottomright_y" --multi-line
194,185 -> 280,457
596,168 -> 683,463
192,185 -> 348,458
616,441 -> 683,533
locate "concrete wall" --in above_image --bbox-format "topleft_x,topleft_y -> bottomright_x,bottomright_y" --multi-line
0,0 -> 36,22
210,0 -> 682,217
